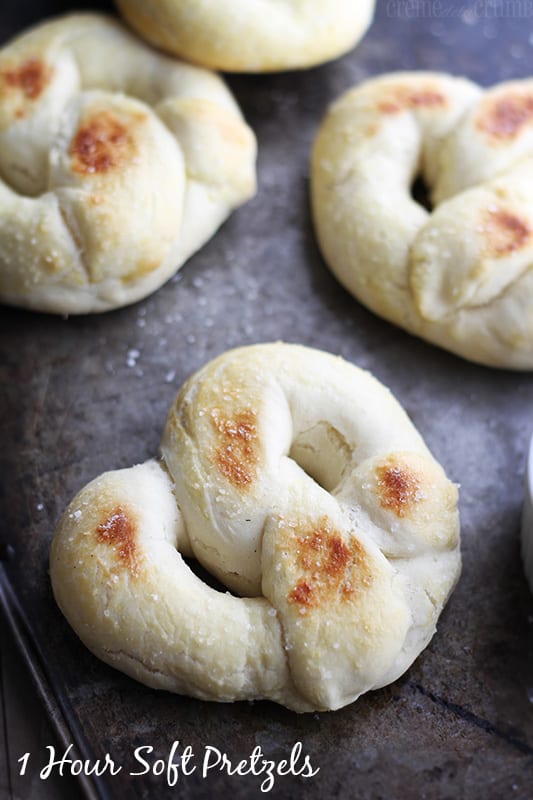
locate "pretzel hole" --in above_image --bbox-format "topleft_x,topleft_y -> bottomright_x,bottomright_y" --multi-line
411,175 -> 433,212
183,556 -> 238,596
289,423 -> 351,493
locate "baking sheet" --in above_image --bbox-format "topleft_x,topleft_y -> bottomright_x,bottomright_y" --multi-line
1,1 -> 533,797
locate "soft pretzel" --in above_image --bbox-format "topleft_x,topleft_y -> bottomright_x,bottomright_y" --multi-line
311,72 -> 533,369
50,343 -> 460,712
0,14 -> 256,314
114,0 -> 376,72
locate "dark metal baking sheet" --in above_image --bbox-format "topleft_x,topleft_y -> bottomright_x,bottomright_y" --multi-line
1,1 -> 533,798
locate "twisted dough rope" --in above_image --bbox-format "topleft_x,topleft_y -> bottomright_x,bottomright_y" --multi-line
114,0 -> 376,72
0,14 -> 256,314
51,344 -> 460,712
311,72 -> 533,369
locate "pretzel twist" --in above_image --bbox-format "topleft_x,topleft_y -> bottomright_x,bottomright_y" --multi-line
114,0 -> 376,72
51,344 -> 460,712
0,14 -> 256,313
311,72 -> 533,369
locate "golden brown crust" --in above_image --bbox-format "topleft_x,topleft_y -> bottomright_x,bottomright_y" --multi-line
482,207 -> 531,257
476,92 -> 533,142
376,457 -> 424,519
96,506 -> 141,578
70,111 -> 135,176
286,517 -> 371,611
1,56 -> 51,101
377,85 -> 447,115
211,408 -> 258,490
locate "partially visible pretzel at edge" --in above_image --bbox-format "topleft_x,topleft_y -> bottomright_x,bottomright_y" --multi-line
114,0 -> 376,73
312,72 -> 533,369
51,344 -> 460,712
0,14 -> 256,314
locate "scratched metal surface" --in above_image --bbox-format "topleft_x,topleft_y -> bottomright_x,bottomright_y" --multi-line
1,1 -> 533,798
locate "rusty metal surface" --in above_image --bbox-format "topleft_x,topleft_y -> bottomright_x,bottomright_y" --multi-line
1,1 -> 533,798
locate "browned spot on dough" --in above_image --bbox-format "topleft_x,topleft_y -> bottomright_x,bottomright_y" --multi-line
211,408 -> 258,489
378,87 -> 446,115
477,93 -> 533,140
2,57 -> 51,101
377,459 -> 423,518
483,207 -> 531,256
287,518 -> 370,610
289,581 -> 313,606
378,100 -> 402,114
71,111 -> 134,176
96,507 -> 140,577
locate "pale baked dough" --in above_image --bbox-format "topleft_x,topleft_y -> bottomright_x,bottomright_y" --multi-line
115,0 -> 376,72
311,72 -> 533,369
50,343 -> 460,712
0,13 -> 256,314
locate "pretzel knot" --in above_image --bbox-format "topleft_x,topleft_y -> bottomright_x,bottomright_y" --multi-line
0,14 -> 256,314
312,72 -> 533,369
115,0 -> 376,73
50,344 -> 460,712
